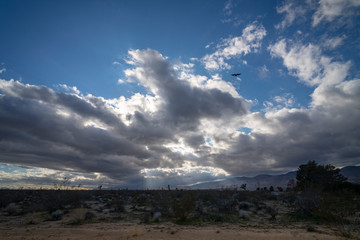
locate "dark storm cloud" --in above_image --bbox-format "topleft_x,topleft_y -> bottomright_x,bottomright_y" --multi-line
0,81 -> 153,181
0,47 -> 250,185
125,49 -> 249,130
210,80 -> 360,176
1,46 -> 359,188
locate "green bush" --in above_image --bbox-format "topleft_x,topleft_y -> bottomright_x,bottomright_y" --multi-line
172,194 -> 195,221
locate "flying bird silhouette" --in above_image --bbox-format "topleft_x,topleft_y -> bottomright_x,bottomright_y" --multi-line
231,73 -> 241,76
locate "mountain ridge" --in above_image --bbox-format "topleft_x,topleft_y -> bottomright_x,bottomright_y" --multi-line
186,166 -> 360,190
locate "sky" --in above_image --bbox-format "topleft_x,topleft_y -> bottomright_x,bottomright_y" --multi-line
0,0 -> 359,189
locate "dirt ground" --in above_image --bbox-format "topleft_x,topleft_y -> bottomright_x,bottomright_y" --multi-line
0,222 -> 347,240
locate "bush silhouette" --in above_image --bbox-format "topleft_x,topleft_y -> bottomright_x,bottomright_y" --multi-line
295,161 -> 347,191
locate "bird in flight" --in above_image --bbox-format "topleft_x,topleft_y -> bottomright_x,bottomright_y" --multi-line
231,73 -> 241,76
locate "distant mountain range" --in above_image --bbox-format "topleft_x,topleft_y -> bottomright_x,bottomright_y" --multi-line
187,166 -> 360,190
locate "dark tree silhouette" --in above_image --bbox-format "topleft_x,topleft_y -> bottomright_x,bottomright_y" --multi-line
295,161 -> 347,191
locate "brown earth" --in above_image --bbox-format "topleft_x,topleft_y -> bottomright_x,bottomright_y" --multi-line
0,222 -> 347,240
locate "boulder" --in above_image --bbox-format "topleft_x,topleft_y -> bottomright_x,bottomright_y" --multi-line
51,209 -> 64,220
152,211 -> 162,221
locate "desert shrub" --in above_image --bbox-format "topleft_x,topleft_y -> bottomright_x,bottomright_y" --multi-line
296,161 -> 347,192
111,198 -> 125,212
172,194 -> 196,221
132,192 -> 151,206
306,225 -> 316,232
152,192 -> 172,217
51,209 -> 64,220
5,203 -> 18,216
84,211 -> 95,220
67,208 -> 90,225
314,191 -> 360,222
0,190 -> 26,208
35,190 -> 90,212
216,198 -> 235,214
294,189 -> 321,217
266,205 -> 278,220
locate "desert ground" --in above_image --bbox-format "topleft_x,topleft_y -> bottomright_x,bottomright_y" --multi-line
0,222 -> 347,240
1,189 -> 359,239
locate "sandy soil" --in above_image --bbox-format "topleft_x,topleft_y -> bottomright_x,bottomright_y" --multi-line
0,222 -> 346,240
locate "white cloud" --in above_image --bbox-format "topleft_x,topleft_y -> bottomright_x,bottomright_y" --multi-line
1,44 -> 359,187
322,35 -> 346,49
313,0 -> 360,26
58,84 -> 81,95
263,93 -> 296,112
258,65 -> 269,79
0,68 -> 6,74
202,22 -> 266,71
223,0 -> 233,16
269,39 -> 351,86
275,1 -> 307,29
117,78 -> 125,84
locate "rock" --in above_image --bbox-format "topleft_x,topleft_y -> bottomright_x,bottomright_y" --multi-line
95,206 -> 103,212
152,211 -> 161,221
239,210 -> 249,219
51,209 -> 64,220
144,206 -> 154,212
102,209 -> 112,214
238,201 -> 253,210
5,203 -> 17,216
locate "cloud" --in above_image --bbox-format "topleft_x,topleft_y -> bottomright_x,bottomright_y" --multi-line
275,1 -> 307,29
208,76 -> 360,175
202,22 -> 266,70
0,49 -> 251,188
211,39 -> 359,176
141,161 -> 229,189
257,65 -> 269,79
124,49 -> 249,127
58,84 -> 81,95
268,39 -> 351,86
0,68 -> 6,74
117,78 -> 126,84
1,40 -> 359,188
263,93 -> 296,112
313,0 -> 360,26
223,0 -> 234,16
322,35 -> 346,49
275,0 -> 360,29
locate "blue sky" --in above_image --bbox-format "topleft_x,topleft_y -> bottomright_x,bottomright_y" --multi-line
0,0 -> 359,189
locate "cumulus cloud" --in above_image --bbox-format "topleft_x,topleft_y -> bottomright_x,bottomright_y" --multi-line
268,39 -> 351,86
1,40 -> 359,188
225,40 -> 359,175
202,22 -> 266,70
263,93 -> 296,112
0,48 -> 251,188
124,49 -> 248,127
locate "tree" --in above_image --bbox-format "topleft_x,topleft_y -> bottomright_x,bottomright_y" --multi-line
240,183 -> 247,191
295,161 -> 347,191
